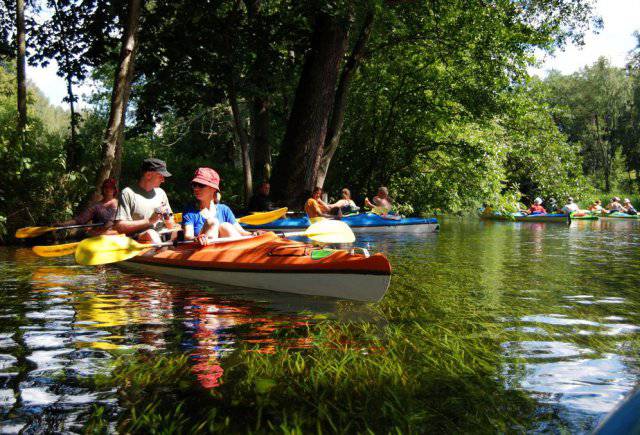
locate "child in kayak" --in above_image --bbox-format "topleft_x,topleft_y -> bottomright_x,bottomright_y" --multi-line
183,167 -> 253,246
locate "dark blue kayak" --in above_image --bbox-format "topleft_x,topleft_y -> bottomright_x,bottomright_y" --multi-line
242,213 -> 439,233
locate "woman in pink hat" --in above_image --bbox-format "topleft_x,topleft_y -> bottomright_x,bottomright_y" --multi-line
182,167 -> 253,245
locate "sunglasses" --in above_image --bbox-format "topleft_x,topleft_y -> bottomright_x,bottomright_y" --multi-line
191,182 -> 207,189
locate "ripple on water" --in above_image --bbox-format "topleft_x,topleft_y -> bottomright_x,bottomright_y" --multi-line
515,353 -> 635,415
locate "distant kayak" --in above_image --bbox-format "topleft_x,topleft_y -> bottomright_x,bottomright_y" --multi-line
600,211 -> 640,219
479,212 -> 575,223
242,212 -> 439,233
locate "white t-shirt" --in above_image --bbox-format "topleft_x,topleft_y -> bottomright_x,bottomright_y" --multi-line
561,203 -> 579,214
115,185 -> 172,223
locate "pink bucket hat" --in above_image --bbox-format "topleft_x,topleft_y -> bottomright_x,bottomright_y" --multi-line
192,167 -> 220,190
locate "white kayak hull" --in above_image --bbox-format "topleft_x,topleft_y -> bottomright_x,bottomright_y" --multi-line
119,261 -> 391,302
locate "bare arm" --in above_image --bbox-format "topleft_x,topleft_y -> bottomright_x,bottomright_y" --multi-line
115,214 -> 161,235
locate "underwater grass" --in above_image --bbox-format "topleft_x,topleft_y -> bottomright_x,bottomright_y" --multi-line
82,275 -> 541,434
81,252 -> 640,433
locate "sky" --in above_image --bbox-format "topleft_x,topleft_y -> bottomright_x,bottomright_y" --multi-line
26,0 -> 640,109
531,0 -> 639,76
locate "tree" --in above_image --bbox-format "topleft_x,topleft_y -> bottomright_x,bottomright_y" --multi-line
30,0 -> 90,170
92,0 -> 143,200
15,0 -> 26,138
270,11 -> 350,206
545,58 -> 632,192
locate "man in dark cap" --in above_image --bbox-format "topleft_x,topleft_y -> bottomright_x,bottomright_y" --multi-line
114,158 -> 175,242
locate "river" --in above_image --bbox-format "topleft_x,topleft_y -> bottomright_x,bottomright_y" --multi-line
0,218 -> 639,432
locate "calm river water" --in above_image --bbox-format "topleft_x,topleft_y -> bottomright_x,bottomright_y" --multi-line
1,218 -> 639,432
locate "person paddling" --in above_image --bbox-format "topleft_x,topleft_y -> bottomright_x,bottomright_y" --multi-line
304,187 -> 335,220
182,167 -> 253,246
56,178 -> 119,235
588,200 -> 603,212
623,198 -> 638,215
606,197 -> 625,213
114,158 -> 175,243
330,188 -> 360,215
525,197 -> 546,215
561,197 -> 579,215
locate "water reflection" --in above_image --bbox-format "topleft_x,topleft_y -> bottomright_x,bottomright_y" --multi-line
0,254 -> 339,432
0,217 -> 639,432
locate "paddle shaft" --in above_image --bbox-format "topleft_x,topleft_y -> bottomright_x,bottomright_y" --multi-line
54,222 -> 106,230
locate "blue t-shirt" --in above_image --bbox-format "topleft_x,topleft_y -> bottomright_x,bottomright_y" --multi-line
182,204 -> 237,236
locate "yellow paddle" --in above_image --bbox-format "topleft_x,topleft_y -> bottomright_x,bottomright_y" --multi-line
32,242 -> 80,257
75,220 -> 355,266
237,207 -> 288,225
282,219 -> 355,244
15,223 -> 104,239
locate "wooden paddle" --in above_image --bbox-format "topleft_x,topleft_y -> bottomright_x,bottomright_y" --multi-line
75,220 -> 355,266
237,207 -> 288,225
15,222 -> 104,239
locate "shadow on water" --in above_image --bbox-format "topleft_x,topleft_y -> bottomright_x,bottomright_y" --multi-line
0,218 -> 639,432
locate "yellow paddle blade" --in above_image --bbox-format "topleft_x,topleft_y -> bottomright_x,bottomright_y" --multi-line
15,226 -> 56,238
303,220 -> 355,244
174,212 -> 182,223
32,242 -> 79,257
238,207 -> 288,225
75,235 -> 150,266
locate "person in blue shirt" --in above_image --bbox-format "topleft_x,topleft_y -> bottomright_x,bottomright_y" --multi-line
182,167 -> 253,246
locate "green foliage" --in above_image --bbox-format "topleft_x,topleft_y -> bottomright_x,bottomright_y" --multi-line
0,63 -> 89,241
544,58 -> 634,193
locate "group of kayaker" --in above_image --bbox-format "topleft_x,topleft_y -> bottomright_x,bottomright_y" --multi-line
488,196 -> 639,216
588,197 -> 638,215
63,157 -> 400,246
59,158 -> 251,246
303,186 -> 397,220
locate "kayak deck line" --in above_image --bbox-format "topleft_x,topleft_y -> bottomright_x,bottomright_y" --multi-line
126,256 -> 392,276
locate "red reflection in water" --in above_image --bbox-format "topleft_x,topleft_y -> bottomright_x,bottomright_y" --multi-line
184,296 -> 312,387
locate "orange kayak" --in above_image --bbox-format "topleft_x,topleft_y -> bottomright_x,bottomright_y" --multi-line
121,232 -> 391,301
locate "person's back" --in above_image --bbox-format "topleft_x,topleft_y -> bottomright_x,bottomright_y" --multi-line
607,197 -> 624,212
528,204 -> 546,214
561,198 -> 579,214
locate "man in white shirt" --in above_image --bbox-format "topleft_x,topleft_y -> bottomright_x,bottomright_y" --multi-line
114,158 -> 175,242
561,197 -> 579,214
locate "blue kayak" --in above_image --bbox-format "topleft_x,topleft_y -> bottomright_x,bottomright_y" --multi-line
480,212 -> 571,223
242,213 -> 439,233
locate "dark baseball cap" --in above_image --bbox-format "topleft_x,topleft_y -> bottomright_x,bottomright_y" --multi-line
141,158 -> 171,177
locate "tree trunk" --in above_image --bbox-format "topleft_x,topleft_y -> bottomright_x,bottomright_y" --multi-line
251,97 -> 270,184
92,0 -> 142,201
228,84 -> 253,204
270,13 -> 349,207
65,75 -> 79,170
316,9 -> 374,188
16,0 -> 27,138
245,0 -> 271,186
